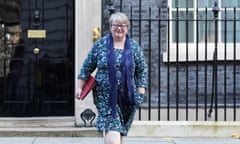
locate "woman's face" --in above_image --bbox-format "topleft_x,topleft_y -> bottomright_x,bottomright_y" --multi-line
110,21 -> 128,41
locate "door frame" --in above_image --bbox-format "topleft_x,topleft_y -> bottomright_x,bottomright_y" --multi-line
74,0 -> 101,126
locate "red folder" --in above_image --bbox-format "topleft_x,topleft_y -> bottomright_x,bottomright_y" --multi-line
78,76 -> 97,100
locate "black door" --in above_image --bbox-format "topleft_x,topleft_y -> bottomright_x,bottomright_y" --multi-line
0,0 -> 74,116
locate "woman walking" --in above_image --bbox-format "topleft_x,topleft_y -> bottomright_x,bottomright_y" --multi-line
76,12 -> 148,144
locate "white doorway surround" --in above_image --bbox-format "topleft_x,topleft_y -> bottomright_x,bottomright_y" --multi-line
74,0 -> 101,126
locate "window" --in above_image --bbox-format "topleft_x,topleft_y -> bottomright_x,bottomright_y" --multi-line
163,0 -> 240,62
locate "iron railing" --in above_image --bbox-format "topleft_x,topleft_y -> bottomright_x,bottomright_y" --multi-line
126,4 -> 240,121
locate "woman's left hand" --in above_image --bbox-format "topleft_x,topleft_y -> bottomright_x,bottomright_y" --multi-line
137,87 -> 145,94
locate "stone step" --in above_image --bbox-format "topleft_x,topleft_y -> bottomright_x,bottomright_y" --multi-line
0,117 -> 74,128
0,117 -> 101,137
0,127 -> 101,137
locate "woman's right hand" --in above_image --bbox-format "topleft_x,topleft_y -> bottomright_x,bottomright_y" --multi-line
75,88 -> 82,100
75,79 -> 86,100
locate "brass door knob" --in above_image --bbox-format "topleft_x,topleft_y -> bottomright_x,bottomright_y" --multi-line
92,27 -> 101,43
33,47 -> 40,55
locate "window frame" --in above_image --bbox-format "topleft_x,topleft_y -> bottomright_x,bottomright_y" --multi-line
164,0 -> 240,62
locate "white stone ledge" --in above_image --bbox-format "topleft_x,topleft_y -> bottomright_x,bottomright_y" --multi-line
129,121 -> 240,138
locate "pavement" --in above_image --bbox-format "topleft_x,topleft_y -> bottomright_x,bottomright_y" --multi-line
0,137 -> 239,144
1,117 -> 240,143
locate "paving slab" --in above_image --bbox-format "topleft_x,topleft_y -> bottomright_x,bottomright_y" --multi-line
0,137 -> 35,144
0,137 -> 239,144
172,138 -> 240,144
0,137 -> 172,144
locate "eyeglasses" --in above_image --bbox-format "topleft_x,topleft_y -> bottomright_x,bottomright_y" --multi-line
112,24 -> 128,28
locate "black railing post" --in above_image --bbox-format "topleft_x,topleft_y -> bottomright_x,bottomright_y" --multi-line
107,0 -> 116,15
208,1 -> 219,119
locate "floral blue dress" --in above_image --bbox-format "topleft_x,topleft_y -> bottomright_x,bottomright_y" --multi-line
78,35 -> 148,136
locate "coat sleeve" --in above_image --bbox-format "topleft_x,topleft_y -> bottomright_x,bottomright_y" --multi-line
77,42 -> 98,80
133,41 -> 148,88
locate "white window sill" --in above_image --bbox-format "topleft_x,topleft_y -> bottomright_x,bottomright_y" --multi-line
163,43 -> 240,62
